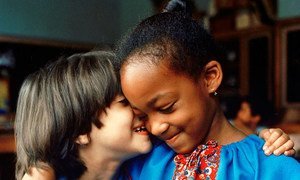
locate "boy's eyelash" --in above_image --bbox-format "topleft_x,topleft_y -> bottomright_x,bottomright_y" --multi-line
119,98 -> 129,105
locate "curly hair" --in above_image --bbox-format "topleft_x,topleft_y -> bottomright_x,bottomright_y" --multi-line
116,11 -> 220,81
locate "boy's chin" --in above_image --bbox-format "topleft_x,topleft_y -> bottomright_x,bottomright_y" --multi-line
137,141 -> 152,154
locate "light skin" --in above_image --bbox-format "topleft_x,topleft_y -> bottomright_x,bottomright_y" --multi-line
121,56 -> 295,155
23,95 -> 152,180
22,165 -> 55,180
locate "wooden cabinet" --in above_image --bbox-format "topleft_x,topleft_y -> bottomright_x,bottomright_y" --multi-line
0,36 -> 96,114
213,18 -> 300,116
213,25 -> 273,99
274,18 -> 300,109
0,135 -> 15,153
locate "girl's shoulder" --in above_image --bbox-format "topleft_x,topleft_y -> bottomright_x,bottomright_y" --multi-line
218,135 -> 300,179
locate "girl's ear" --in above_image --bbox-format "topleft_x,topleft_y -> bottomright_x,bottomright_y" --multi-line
75,134 -> 90,146
202,60 -> 223,94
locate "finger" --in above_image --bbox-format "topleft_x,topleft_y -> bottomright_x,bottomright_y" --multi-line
264,134 -> 289,155
265,128 -> 284,145
284,149 -> 296,156
260,129 -> 272,150
259,129 -> 271,139
273,140 -> 295,156
262,128 -> 284,151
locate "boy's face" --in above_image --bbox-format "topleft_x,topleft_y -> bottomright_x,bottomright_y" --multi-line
121,57 -> 214,154
89,95 -> 152,158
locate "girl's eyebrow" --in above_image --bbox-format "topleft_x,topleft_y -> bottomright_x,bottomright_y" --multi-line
147,93 -> 173,107
147,96 -> 160,107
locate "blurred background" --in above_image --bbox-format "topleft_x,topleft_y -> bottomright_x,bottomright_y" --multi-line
0,0 -> 299,179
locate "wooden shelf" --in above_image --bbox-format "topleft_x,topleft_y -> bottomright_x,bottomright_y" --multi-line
0,35 -> 96,50
0,134 -> 15,153
213,25 -> 273,40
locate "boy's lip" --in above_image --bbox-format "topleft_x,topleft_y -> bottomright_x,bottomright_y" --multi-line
132,122 -> 146,130
133,124 -> 148,134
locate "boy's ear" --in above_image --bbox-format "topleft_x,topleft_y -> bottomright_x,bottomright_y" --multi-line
75,134 -> 90,146
203,60 -> 223,94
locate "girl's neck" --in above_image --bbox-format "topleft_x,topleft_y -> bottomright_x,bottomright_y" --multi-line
233,119 -> 256,135
207,107 -> 246,145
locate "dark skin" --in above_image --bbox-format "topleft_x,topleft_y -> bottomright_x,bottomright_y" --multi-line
121,55 -> 295,155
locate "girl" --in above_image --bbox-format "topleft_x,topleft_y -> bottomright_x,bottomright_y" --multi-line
15,51 -> 152,179
116,6 -> 300,180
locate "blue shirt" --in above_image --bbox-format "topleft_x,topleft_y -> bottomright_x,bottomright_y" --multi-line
218,135 -> 300,179
117,138 -> 175,179
119,135 -> 300,179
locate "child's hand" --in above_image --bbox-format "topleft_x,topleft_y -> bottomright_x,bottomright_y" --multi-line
259,128 -> 295,156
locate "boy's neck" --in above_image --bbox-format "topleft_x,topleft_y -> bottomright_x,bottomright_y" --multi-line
78,146 -> 124,180
79,162 -> 119,180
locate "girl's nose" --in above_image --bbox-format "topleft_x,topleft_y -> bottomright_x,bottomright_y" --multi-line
146,116 -> 169,137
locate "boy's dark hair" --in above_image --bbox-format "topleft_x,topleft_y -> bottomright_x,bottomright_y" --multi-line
15,51 -> 121,179
116,11 -> 220,81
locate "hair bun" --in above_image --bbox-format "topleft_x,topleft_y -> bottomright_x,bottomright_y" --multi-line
163,0 -> 192,17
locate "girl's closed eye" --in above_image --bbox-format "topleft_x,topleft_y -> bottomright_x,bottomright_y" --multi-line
158,102 -> 176,114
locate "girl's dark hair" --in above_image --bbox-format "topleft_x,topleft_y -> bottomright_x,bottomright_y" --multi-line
163,0 -> 193,17
116,10 -> 220,80
15,51 -> 121,179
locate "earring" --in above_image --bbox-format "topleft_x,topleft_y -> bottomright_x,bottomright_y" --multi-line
213,91 -> 218,96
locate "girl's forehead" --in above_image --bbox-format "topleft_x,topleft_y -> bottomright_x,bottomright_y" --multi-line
125,44 -> 173,64
124,53 -> 172,69
121,60 -> 173,81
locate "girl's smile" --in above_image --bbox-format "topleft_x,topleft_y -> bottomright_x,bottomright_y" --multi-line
165,132 -> 180,145
121,58 -> 216,154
